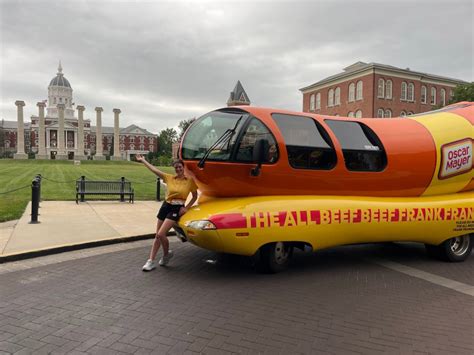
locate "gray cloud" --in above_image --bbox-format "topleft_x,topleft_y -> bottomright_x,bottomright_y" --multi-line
1,0 -> 472,133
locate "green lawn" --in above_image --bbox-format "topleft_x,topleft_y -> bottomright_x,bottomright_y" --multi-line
0,160 -> 173,222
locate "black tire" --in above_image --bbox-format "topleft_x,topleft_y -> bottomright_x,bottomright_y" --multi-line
425,234 -> 472,262
256,242 -> 293,273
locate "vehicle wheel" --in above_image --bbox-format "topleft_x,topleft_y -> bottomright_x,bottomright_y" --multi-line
256,242 -> 293,273
425,234 -> 472,262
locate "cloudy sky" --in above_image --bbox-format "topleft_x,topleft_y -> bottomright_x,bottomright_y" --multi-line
1,0 -> 472,134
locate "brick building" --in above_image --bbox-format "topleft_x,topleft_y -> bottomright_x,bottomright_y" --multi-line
300,61 -> 466,118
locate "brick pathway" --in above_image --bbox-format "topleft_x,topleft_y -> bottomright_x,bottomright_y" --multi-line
0,241 -> 473,354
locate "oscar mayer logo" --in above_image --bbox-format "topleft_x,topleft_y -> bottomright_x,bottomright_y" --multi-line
439,139 -> 472,179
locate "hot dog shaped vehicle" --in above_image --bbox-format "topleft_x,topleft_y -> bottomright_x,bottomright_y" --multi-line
176,102 -> 473,272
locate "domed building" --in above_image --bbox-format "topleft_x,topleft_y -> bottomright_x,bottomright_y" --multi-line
2,63 -> 157,160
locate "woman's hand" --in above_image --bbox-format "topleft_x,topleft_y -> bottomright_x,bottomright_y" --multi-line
135,154 -> 145,162
179,207 -> 188,216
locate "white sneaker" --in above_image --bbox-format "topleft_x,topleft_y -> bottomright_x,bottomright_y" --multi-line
142,259 -> 156,271
159,250 -> 174,266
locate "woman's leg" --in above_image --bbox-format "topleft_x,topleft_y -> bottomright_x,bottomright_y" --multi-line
149,219 -> 164,260
157,218 -> 176,256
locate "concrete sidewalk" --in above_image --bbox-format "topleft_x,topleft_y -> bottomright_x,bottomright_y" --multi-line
0,201 -> 163,261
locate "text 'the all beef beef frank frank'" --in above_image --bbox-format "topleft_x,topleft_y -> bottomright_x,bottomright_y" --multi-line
135,155 -> 198,270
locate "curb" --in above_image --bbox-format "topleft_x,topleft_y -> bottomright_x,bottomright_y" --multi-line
0,232 -> 176,264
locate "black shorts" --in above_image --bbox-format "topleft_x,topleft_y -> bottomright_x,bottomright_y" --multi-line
157,202 -> 184,221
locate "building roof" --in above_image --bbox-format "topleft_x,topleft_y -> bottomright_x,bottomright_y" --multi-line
227,80 -> 250,105
300,61 -> 467,92
49,61 -> 72,89
1,121 -> 31,129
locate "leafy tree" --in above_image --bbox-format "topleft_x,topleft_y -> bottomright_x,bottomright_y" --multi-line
157,127 -> 178,157
449,82 -> 474,104
178,117 -> 196,141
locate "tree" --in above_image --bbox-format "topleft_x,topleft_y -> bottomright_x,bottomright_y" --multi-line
449,82 -> 474,104
157,128 -> 178,157
178,118 -> 196,141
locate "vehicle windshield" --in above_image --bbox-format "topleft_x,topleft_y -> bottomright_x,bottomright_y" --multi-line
182,110 -> 247,160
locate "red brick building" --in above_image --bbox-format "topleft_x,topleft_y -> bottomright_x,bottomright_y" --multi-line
1,64 -> 158,160
300,61 -> 466,118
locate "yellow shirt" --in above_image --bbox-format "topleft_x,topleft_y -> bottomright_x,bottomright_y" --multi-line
162,173 -> 198,203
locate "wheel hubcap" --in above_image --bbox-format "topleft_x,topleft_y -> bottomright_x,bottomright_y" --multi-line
274,242 -> 289,264
449,235 -> 470,256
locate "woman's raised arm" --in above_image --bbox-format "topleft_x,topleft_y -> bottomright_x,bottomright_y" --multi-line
135,154 -> 166,179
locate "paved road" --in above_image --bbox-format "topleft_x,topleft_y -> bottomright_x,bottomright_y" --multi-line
1,240 -> 473,354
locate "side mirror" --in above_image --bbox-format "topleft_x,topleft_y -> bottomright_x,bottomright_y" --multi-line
251,139 -> 269,176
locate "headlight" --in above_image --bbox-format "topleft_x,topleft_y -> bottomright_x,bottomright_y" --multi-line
185,220 -> 217,230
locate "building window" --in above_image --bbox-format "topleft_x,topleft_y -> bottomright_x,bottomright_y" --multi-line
334,87 -> 341,105
236,118 -> 277,163
440,88 -> 446,106
377,109 -> 384,118
139,144 -> 144,150
356,81 -> 363,100
130,143 -> 135,150
378,79 -> 385,98
59,97 -> 62,103
310,94 -> 315,111
316,93 -> 321,109
120,144 -> 125,150
400,111 -> 407,117
385,80 -> 392,99
325,120 -> 387,172
149,145 -> 154,152
139,136 -> 145,143
5,140 -> 10,148
401,82 -> 407,101
421,86 -> 427,104
385,109 -> 392,118
328,88 -> 334,107
355,110 -> 362,118
450,89 -> 454,102
272,113 -> 337,170
407,83 -> 415,102
348,83 -> 355,102
348,111 -> 354,118
53,97 -> 56,104
120,136 -> 124,142
149,137 -> 154,144
431,87 -> 437,105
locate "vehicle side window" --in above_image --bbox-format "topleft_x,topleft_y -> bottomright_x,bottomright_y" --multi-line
272,113 -> 336,170
325,120 -> 387,172
236,118 -> 278,163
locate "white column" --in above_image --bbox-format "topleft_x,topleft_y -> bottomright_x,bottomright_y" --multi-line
76,105 -> 86,160
36,102 -> 48,159
14,100 -> 27,159
56,103 -> 67,159
112,108 -> 121,160
94,107 -> 105,160
46,129 -> 50,149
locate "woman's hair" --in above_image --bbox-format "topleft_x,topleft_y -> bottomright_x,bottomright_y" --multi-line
172,159 -> 184,168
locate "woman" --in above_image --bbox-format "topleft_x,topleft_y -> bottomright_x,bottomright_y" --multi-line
135,154 -> 198,270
